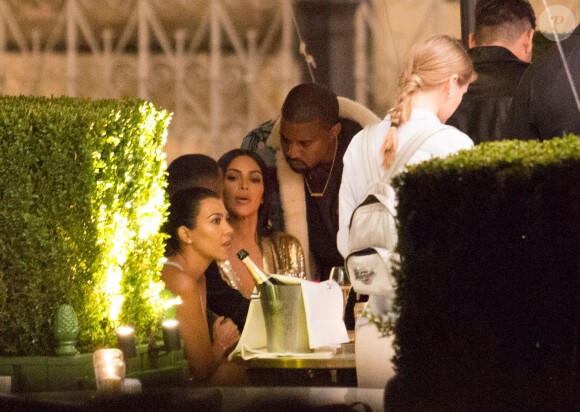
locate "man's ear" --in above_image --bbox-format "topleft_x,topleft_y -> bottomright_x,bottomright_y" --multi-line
329,121 -> 342,140
522,28 -> 534,62
468,32 -> 477,48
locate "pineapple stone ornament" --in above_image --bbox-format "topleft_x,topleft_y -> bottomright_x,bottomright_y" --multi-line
54,304 -> 79,356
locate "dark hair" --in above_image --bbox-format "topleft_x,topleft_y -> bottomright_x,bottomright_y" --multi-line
281,83 -> 339,127
163,187 -> 220,256
166,154 -> 221,196
217,149 -> 273,237
474,0 -> 536,45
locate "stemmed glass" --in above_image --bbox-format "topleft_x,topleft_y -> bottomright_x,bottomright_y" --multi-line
329,266 -> 352,319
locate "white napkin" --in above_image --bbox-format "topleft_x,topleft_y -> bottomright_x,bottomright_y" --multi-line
228,295 -> 266,361
240,345 -> 336,360
122,378 -> 142,394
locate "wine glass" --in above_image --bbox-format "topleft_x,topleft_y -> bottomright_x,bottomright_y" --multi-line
329,266 -> 352,318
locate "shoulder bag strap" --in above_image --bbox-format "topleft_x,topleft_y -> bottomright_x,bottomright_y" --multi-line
382,124 -> 452,183
361,122 -> 382,184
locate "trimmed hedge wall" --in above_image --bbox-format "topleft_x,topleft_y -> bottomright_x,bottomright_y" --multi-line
0,96 -> 171,356
388,135 -> 580,410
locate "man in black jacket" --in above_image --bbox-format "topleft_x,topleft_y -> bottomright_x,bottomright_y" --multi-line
447,0 -> 535,143
502,23 -> 580,140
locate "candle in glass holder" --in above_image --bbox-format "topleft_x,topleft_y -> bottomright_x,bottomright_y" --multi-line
93,348 -> 125,392
99,364 -> 124,392
93,348 -> 123,364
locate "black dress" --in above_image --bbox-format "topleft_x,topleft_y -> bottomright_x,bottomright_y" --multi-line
205,261 -> 250,331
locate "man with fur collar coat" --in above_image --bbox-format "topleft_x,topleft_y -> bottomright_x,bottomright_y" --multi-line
242,83 -> 379,284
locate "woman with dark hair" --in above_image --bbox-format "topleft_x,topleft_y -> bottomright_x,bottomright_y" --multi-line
161,187 -> 246,385
206,149 -> 305,330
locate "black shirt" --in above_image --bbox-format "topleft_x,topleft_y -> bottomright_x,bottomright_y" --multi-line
305,118 -> 361,281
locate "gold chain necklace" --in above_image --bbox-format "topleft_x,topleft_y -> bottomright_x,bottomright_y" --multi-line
305,139 -> 338,198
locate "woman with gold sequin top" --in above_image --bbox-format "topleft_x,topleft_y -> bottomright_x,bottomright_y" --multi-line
206,149 -> 305,330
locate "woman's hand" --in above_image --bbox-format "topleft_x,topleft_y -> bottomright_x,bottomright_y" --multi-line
212,316 -> 240,353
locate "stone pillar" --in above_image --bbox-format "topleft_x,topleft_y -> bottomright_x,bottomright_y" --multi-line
460,0 -> 478,48
293,0 -> 364,99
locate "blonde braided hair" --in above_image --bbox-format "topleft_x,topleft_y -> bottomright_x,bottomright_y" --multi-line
381,35 -> 475,169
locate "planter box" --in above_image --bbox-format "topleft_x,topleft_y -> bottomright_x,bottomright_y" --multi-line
0,344 -> 186,393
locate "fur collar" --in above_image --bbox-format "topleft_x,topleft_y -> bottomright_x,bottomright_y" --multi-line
275,149 -> 315,276
274,97 -> 380,279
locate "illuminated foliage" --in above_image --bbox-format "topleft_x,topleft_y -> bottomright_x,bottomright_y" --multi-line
0,96 -> 171,355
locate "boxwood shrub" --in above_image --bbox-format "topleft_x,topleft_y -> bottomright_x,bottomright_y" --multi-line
0,96 -> 171,356
388,134 -> 580,410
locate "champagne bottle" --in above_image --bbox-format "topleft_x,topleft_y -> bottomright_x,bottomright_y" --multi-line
236,249 -> 284,286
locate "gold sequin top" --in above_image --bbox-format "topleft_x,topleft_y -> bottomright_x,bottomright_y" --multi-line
261,232 -> 306,278
218,231 -> 306,291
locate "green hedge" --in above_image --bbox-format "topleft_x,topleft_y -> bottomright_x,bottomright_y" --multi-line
388,135 -> 580,410
0,96 -> 171,356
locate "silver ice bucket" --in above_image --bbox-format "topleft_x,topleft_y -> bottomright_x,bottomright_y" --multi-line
259,284 -> 310,353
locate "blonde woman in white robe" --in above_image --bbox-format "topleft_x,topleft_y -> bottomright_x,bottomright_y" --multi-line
338,34 -> 477,389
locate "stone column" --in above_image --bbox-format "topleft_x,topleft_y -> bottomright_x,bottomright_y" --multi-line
460,0 -> 477,48
293,0 -> 364,99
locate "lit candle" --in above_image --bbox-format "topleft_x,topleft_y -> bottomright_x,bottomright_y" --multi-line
116,326 -> 137,359
93,348 -> 123,366
100,363 -> 123,392
162,319 -> 181,352
93,348 -> 125,392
